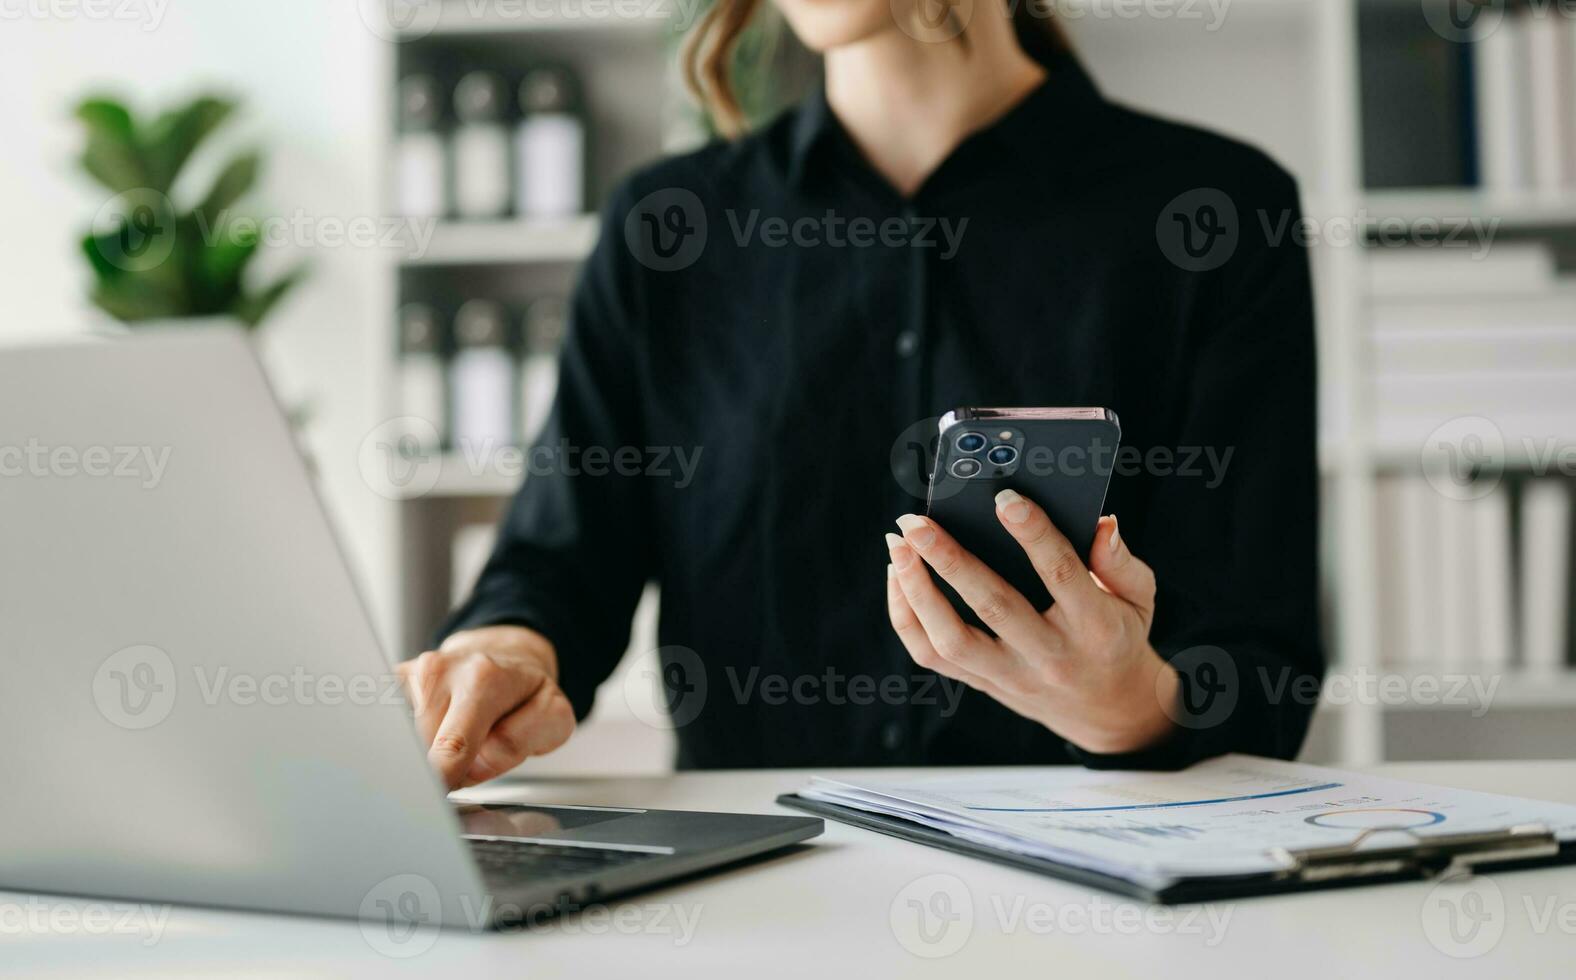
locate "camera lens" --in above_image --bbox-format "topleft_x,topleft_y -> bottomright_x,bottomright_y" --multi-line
955,432 -> 987,454
951,458 -> 982,479
987,446 -> 1018,466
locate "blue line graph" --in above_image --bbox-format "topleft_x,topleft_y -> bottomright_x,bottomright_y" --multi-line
962,781 -> 1344,813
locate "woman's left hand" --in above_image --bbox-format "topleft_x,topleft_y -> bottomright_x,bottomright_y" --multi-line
885,489 -> 1179,755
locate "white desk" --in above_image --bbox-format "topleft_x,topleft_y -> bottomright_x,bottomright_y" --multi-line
6,761 -> 1574,978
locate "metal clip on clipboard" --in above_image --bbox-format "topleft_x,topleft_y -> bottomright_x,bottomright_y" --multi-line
1270,824 -> 1560,885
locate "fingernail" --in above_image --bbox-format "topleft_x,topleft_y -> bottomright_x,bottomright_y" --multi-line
1108,516 -> 1121,554
886,563 -> 895,579
996,488 -> 1031,525
895,514 -> 935,548
885,532 -> 915,568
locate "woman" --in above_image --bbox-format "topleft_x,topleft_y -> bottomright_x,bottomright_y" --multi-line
400,0 -> 1324,787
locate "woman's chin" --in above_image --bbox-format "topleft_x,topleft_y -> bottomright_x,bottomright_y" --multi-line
775,5 -> 899,53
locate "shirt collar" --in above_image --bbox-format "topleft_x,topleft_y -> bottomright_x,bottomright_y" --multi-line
786,50 -> 1106,190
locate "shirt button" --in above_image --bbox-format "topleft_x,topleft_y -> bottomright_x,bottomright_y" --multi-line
895,330 -> 919,358
881,720 -> 905,750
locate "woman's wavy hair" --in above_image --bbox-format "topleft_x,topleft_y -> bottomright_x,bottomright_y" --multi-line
681,0 -> 1072,137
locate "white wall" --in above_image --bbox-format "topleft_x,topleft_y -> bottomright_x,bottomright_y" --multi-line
0,2 -> 399,643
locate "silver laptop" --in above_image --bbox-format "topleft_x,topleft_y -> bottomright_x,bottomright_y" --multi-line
0,329 -> 821,931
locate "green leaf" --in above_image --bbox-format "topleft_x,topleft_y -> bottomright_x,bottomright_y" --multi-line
144,95 -> 237,192
75,97 -> 147,192
196,151 -> 260,222
80,189 -> 179,279
76,91 -> 302,329
232,264 -> 307,329
81,230 -> 123,282
76,98 -> 136,139
88,269 -> 187,323
192,225 -> 260,311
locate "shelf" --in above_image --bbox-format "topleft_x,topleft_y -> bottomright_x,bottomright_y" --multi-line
1320,667 -> 1576,712
1361,189 -> 1576,231
396,1 -> 675,38
1369,439 -> 1576,474
391,453 -> 524,500
402,215 -> 599,267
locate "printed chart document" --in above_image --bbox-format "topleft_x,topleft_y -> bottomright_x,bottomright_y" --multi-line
794,756 -> 1576,892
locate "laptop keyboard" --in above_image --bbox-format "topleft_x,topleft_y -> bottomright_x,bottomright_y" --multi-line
468,838 -> 662,886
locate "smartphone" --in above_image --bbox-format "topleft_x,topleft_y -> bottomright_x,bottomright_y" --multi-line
925,407 -> 1121,622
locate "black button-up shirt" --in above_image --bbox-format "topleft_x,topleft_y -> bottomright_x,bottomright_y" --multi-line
441,53 -> 1324,770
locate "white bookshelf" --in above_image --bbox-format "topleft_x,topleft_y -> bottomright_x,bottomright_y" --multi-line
410,215 -> 599,266
1363,188 -> 1576,229
382,5 -> 687,670
379,0 -> 1576,767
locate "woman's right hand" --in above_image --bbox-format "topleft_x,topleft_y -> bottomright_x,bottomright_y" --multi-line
397,625 -> 575,790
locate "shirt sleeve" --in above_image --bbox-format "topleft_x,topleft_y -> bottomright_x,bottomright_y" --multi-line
1072,171 -> 1326,770
435,193 -> 653,720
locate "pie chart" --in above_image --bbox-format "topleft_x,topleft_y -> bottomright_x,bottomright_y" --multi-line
1304,808 -> 1446,830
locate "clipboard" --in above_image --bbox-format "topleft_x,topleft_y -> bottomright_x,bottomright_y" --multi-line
777,792 -> 1576,904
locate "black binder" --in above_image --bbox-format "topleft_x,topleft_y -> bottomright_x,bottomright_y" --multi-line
777,793 -> 1576,904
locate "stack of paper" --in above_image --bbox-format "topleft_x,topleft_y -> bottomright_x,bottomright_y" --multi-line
796,756 -> 1576,891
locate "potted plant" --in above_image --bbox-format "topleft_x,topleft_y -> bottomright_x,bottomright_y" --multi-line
75,93 -> 305,331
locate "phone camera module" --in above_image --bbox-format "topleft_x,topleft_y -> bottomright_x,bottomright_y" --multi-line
951,457 -> 982,479
955,432 -> 988,454
987,446 -> 1018,467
